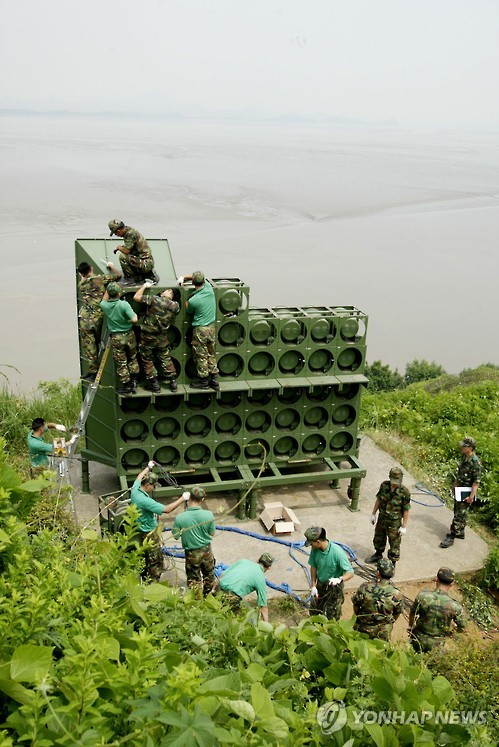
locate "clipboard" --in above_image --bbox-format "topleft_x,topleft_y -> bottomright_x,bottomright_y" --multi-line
454,487 -> 472,502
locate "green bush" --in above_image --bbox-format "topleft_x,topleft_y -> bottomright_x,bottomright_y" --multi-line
480,544 -> 499,592
0,445 -> 494,745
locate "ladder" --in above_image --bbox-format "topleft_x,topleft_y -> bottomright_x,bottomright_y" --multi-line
67,333 -> 111,458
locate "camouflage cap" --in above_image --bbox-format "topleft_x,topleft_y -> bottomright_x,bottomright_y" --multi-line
108,219 -> 125,236
142,472 -> 159,485
377,558 -> 395,578
389,467 -> 403,485
460,437 -> 476,449
304,526 -> 323,546
259,552 -> 274,568
437,567 -> 455,584
190,485 -> 206,499
191,270 -> 205,285
106,282 -> 121,298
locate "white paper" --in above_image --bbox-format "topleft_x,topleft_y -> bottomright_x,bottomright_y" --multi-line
454,487 -> 472,502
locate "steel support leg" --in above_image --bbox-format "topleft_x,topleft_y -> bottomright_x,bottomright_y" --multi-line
329,478 -> 339,488
248,488 -> 259,520
348,476 -> 362,512
236,489 -> 247,521
81,457 -> 90,494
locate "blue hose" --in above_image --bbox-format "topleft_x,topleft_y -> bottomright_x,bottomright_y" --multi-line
161,525 -> 359,606
411,482 -> 445,507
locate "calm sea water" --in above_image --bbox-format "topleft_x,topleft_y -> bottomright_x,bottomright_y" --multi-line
0,115 -> 498,391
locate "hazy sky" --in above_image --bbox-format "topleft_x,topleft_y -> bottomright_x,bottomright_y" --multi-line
1,0 -> 498,127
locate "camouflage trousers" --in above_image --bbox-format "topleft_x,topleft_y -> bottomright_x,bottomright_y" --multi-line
309,579 -> 345,621
79,313 -> 103,373
354,620 -> 393,642
184,544 -> 216,596
136,530 -> 164,582
410,631 -> 446,653
219,590 -> 243,613
450,499 -> 471,536
192,325 -> 218,379
119,253 -> 155,280
374,515 -> 402,562
139,332 -> 176,380
110,331 -> 139,384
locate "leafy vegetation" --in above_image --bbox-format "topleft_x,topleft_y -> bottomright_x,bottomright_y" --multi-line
0,443 -> 495,745
361,365 -> 499,533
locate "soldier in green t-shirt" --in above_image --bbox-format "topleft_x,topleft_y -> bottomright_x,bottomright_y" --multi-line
172,486 -> 216,596
178,271 -> 219,390
100,282 -> 139,395
409,567 -> 466,652
214,553 -> 275,622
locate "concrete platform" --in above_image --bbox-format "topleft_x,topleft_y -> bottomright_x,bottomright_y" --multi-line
70,435 -> 489,598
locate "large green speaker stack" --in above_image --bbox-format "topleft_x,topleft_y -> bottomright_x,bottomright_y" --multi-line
75,239 -> 367,505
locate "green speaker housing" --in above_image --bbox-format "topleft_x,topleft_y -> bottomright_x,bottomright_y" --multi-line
75,238 -> 368,504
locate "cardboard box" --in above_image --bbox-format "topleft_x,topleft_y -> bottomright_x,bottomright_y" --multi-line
260,501 -> 301,535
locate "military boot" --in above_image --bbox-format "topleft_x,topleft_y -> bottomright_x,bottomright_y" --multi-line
190,377 -> 210,389
209,374 -> 220,390
169,378 -> 178,392
365,552 -> 383,564
115,382 -> 133,396
144,377 -> 161,393
439,534 -> 455,548
454,532 -> 465,539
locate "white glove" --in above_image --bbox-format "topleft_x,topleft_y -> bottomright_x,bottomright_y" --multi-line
182,491 -> 190,502
370,514 -> 377,525
143,280 -> 154,288
177,276 -> 184,286
328,577 -> 342,586
148,460 -> 155,469
399,527 -> 407,535
310,586 -> 319,598
55,424 -> 66,432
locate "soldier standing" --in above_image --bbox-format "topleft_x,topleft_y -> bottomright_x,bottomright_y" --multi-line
133,283 -> 181,392
100,282 -> 139,395
108,219 -> 158,284
365,467 -> 410,567
130,463 -> 188,582
172,486 -> 216,596
440,437 -> 482,548
179,271 -> 219,390
408,567 -> 466,652
77,261 -> 122,381
214,553 -> 274,622
305,526 -> 354,620
352,558 -> 404,641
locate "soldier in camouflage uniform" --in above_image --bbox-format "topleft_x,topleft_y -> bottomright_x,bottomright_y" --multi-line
130,464 -> 189,582
133,282 -> 181,392
365,467 -> 411,566
305,527 -> 355,621
108,219 -> 158,284
100,282 -> 139,395
440,437 -> 482,548
179,270 -> 219,390
352,558 -> 404,641
409,567 -> 466,652
77,261 -> 122,381
172,486 -> 216,596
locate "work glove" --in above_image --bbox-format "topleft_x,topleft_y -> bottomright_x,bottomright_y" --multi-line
182,491 -> 190,502
370,514 -> 376,525
55,424 -> 66,432
143,280 -> 154,288
148,460 -> 155,469
328,577 -> 342,586
177,276 -> 184,286
310,586 -> 319,598
399,527 -> 407,535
